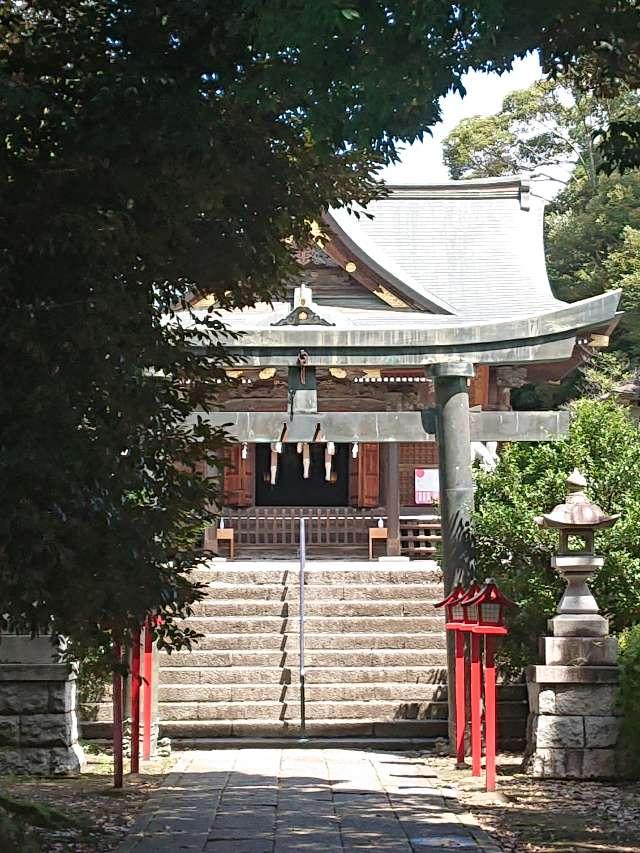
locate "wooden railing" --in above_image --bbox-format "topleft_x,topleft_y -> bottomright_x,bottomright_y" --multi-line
222,507 -> 383,547
220,507 -> 442,555
400,515 -> 442,557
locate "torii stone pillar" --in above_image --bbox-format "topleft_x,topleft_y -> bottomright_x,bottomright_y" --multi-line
432,362 -> 476,748
432,362 -> 476,590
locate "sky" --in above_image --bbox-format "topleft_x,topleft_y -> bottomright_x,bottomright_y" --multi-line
380,52 -> 543,185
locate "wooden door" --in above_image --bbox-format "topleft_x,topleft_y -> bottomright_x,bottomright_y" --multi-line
357,443 -> 380,508
223,444 -> 255,507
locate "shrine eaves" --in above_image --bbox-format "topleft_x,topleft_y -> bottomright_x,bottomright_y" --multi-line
180,176 -> 620,368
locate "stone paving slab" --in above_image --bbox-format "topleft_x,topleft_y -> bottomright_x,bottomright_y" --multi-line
117,748 -> 500,853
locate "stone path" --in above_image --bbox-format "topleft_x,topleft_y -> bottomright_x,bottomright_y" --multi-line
118,748 -> 499,853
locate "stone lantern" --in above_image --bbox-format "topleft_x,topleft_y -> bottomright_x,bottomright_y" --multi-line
527,469 -> 624,780
535,468 -> 619,639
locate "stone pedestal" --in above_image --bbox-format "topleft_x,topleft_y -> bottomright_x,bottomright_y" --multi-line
526,584 -> 625,778
0,636 -> 86,776
527,470 -> 627,779
527,662 -> 624,778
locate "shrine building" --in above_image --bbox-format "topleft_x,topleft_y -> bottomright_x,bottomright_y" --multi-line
188,177 -> 618,563
86,177 -> 621,746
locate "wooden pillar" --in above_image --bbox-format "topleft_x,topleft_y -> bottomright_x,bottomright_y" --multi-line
385,443 -> 401,557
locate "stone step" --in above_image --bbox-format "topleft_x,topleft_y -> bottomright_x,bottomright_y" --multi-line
166,736 -> 441,751
183,616 -> 445,635
190,563 -> 441,586
159,718 -> 449,739
197,583 -> 443,601
165,632 -> 447,651
83,719 -> 524,749
158,674 -> 526,702
158,683 -> 449,703
159,664 -> 448,684
84,675 -> 525,708
189,599 -> 440,618
160,648 -> 448,667
158,699 -> 449,721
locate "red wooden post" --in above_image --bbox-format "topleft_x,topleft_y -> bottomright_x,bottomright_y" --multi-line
142,619 -> 153,761
484,635 -> 497,792
470,632 -> 482,777
455,631 -> 466,765
465,578 -> 517,792
130,628 -> 141,774
432,583 -> 468,759
112,642 -> 124,789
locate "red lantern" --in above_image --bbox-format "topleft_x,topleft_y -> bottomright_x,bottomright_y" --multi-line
467,578 -> 516,636
460,580 -> 482,628
433,581 -> 478,766
433,583 -> 466,630
467,578 -> 517,792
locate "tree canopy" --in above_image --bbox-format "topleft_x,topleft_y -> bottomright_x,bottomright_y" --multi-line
443,77 -> 640,406
2,1 -> 639,661
443,80 -> 639,184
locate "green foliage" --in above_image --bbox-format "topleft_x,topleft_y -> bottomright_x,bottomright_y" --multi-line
0,810 -> 40,853
76,648 -> 111,720
1,3 -> 639,664
0,795 -> 81,831
444,77 -> 640,380
443,80 -> 589,181
443,80 -> 639,184
618,624 -> 640,775
474,398 -> 640,676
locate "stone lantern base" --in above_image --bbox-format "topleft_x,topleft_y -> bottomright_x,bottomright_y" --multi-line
0,635 -> 86,776
526,639 -> 626,779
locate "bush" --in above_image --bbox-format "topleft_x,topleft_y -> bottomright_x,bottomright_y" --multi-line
618,624 -> 640,775
474,398 -> 640,677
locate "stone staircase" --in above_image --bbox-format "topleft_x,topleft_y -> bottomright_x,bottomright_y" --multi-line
158,558 -> 452,744
79,557 -> 528,749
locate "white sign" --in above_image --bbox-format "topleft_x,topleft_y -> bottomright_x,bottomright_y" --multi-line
415,468 -> 439,505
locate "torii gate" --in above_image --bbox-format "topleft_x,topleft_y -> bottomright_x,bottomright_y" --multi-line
188,354 -> 608,745
182,177 -> 621,744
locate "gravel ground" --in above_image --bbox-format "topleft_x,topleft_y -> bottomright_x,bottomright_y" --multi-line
430,753 -> 640,853
0,746 -> 175,852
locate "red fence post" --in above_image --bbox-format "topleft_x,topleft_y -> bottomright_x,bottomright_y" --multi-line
432,584 -> 468,759
112,642 -> 124,789
455,631 -> 466,765
142,618 -> 153,760
484,635 -> 497,792
465,578 -> 517,792
470,632 -> 482,777
130,627 -> 141,774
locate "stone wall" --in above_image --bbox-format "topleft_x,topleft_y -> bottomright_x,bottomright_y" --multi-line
0,662 -> 85,775
527,665 -> 625,779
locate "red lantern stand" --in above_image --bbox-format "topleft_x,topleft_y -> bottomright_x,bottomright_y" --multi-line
142,617 -> 155,760
112,617 -> 158,788
459,582 -> 482,777
112,642 -> 124,789
433,584 -> 467,764
465,579 -> 516,792
130,627 -> 142,774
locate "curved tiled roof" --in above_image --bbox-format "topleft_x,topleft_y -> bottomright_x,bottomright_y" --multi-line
326,176 -> 566,320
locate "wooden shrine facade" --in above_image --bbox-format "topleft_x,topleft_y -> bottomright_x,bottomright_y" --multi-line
183,178 -> 620,563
